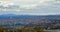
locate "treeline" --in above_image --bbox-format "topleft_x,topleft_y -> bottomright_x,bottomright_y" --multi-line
0,24 -> 60,32
0,26 -> 47,32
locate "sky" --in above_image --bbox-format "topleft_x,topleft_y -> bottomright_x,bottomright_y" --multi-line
0,0 -> 60,15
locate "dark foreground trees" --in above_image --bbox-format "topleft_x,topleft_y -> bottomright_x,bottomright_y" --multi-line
0,26 -> 45,32
0,25 -> 60,32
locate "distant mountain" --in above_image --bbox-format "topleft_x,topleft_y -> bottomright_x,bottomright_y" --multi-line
0,14 -> 60,19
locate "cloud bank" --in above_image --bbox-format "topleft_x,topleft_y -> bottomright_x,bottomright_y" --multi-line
0,0 -> 60,15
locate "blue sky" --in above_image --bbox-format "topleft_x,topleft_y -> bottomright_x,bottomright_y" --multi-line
0,0 -> 60,15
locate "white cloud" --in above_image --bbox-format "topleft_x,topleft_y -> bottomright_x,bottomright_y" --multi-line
20,4 -> 37,9
0,0 -> 60,15
18,0 -> 60,9
0,1 -> 14,7
37,0 -> 60,6
15,0 -> 33,2
39,0 -> 47,3
15,10 -> 21,13
54,0 -> 60,4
